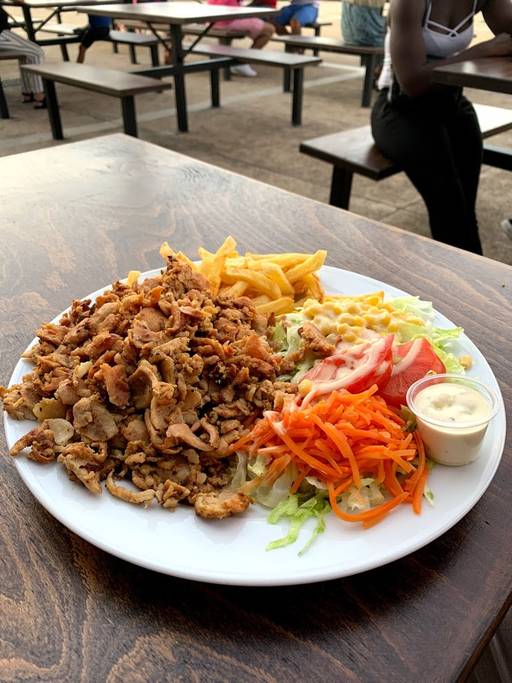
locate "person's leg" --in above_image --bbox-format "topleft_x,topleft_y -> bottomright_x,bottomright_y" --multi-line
77,26 -> 108,63
252,20 -> 274,48
371,91 -> 483,254
0,31 -> 45,101
444,96 -> 483,254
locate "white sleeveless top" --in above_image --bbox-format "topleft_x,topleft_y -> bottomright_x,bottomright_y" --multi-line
378,0 -> 478,90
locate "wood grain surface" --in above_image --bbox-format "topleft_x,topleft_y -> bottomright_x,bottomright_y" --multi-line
433,57 -> 512,95
0,134 -> 511,683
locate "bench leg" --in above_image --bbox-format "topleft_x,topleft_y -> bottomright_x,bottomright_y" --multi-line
283,67 -> 291,93
0,79 -> 9,119
112,41 -> 119,54
329,167 -> 353,210
43,79 -> 63,140
291,68 -> 304,127
121,96 -> 137,137
361,53 -> 376,108
313,24 -> 320,56
129,44 -> 137,65
60,43 -> 70,62
220,37 -> 232,81
210,68 -> 220,108
150,44 -> 159,67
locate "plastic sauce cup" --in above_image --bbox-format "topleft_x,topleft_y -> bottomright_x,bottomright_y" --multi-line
406,374 -> 499,466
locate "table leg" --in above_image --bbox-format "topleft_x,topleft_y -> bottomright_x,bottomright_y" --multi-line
150,44 -> 159,67
0,78 -> 10,119
329,167 -> 353,209
283,67 -> 291,93
292,68 -> 303,127
22,5 -> 36,42
43,79 -> 63,140
121,96 -> 138,137
361,54 -> 376,108
169,24 -> 188,132
210,67 -> 220,108
220,37 -> 231,81
56,10 -> 69,61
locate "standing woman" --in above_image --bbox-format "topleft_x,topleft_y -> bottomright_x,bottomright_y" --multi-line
372,0 -> 512,254
0,0 -> 46,106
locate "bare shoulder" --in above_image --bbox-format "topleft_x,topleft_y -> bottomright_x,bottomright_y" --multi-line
389,0 -> 425,25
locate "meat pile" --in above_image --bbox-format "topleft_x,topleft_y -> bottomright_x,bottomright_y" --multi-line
1,257 -> 295,519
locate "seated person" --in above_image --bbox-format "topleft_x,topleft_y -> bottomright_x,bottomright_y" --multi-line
371,0 -> 512,255
341,0 -> 386,47
273,0 -> 319,35
75,14 -> 112,63
207,0 -> 274,77
0,1 -> 46,107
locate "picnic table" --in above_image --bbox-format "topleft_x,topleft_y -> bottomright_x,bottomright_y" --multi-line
433,57 -> 512,171
0,132 -> 511,681
78,2 -> 278,132
0,0 -> 119,41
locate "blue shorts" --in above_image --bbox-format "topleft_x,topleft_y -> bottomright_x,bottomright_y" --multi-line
274,3 -> 318,27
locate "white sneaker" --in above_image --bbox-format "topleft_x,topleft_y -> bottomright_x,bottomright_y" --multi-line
501,218 -> 512,239
231,64 -> 257,77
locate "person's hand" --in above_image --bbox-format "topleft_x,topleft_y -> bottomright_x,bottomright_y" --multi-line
478,33 -> 512,58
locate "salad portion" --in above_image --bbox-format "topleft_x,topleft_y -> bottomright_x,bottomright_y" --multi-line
228,290 -> 465,552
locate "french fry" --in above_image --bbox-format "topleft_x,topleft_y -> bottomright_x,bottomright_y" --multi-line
159,242 -> 197,269
285,250 -> 327,284
302,273 -> 324,302
256,297 -> 295,315
252,295 -> 271,306
247,260 -> 294,296
126,270 -> 140,287
198,236 -> 239,295
224,281 -> 248,297
158,236 -> 326,316
226,268 -> 281,300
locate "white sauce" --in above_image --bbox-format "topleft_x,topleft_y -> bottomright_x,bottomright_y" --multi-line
413,383 -> 492,466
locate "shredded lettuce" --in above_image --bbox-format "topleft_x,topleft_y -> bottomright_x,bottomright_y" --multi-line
250,462 -> 298,509
266,493 -> 330,555
424,487 -> 435,506
388,296 -> 465,373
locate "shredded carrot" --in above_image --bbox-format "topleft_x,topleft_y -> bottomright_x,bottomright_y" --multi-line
235,385 -> 428,529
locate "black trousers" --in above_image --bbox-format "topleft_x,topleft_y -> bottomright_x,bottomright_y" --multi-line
371,87 -> 483,255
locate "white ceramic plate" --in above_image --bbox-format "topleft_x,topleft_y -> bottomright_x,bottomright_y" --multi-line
3,266 -> 506,586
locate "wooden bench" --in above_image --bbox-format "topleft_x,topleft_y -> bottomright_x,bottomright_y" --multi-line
21,62 -> 173,138
299,104 -> 512,209
191,43 -> 321,125
272,35 -> 383,107
40,24 -> 160,66
0,50 -> 20,119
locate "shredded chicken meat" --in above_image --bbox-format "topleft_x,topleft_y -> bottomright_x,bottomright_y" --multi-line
2,257 -> 297,520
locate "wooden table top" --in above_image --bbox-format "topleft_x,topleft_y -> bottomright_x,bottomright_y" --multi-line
1,134 -> 511,682
78,1 -> 277,25
433,57 -> 512,95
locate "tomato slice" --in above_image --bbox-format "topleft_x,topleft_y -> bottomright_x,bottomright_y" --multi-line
379,338 -> 446,407
303,333 -> 394,400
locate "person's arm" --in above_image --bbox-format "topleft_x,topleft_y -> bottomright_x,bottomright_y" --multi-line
483,0 -> 512,33
390,0 -> 512,97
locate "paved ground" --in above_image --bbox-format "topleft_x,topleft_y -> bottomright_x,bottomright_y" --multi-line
1,2 -> 511,266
